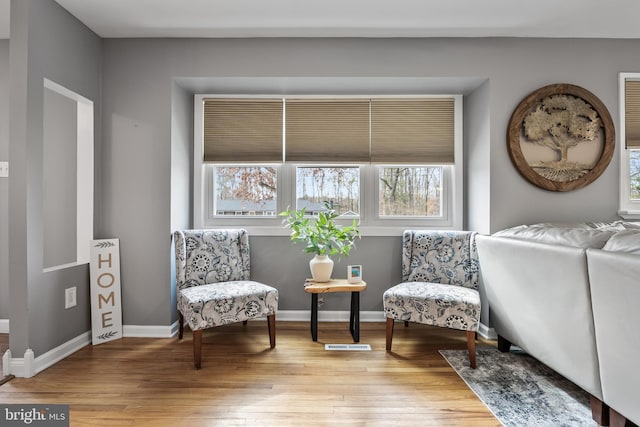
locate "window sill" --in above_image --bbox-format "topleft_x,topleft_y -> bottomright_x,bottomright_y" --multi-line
195,224 -> 460,237
618,210 -> 640,220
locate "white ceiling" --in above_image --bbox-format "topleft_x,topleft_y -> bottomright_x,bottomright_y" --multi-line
1,0 -> 640,39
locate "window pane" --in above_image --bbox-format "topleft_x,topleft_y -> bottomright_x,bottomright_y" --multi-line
379,167 -> 442,217
296,167 -> 359,216
631,150 -> 640,200
214,166 -> 277,216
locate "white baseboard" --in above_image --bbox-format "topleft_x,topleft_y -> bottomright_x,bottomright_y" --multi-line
276,310 -> 495,339
6,331 -> 91,378
276,310 -> 385,323
0,319 -> 9,334
123,323 -> 178,338
478,323 -> 497,340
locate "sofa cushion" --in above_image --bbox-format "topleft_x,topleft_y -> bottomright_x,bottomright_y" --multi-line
621,221 -> 640,230
602,230 -> 640,255
493,224 -> 616,249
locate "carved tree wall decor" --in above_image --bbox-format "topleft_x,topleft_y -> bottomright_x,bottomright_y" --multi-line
507,84 -> 615,192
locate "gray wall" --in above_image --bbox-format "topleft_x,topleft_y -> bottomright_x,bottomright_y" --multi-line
169,82 -> 193,318
101,37 -> 636,327
465,79 -> 491,235
5,7 -> 640,348
8,0 -> 101,357
0,40 -> 8,321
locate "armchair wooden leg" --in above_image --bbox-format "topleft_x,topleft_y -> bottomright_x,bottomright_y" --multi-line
267,314 -> 276,349
404,321 -> 409,327
193,330 -> 202,370
386,318 -> 395,351
243,320 -> 248,325
178,312 -> 184,340
466,330 -> 477,369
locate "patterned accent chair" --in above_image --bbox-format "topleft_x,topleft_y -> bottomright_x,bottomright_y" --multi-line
383,230 -> 481,368
174,229 -> 279,369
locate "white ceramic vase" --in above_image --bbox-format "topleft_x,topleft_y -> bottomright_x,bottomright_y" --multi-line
309,254 -> 334,282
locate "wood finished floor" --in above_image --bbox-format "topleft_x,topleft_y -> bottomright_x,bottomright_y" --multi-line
0,322 -> 500,426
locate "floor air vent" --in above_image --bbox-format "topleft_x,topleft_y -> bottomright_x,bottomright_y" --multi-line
325,344 -> 372,351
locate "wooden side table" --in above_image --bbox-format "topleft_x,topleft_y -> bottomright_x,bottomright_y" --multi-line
303,278 -> 367,342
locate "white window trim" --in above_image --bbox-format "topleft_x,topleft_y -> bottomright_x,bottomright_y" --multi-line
618,73 -> 640,219
193,94 -> 463,236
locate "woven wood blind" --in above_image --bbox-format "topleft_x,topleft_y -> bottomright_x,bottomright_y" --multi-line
626,81 -> 640,148
203,98 -> 283,162
285,99 -> 370,162
370,98 -> 455,164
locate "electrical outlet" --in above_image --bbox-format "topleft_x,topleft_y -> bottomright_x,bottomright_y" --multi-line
0,161 -> 8,178
65,287 -> 77,309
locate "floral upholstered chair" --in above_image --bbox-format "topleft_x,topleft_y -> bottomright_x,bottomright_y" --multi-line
383,230 -> 481,368
174,229 -> 279,369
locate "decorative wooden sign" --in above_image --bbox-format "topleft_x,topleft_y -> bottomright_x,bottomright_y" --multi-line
507,83 -> 615,192
90,239 -> 123,345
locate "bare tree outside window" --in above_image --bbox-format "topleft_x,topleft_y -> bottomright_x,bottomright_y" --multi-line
296,167 -> 359,216
214,166 -> 277,216
631,150 -> 640,200
379,167 -> 442,217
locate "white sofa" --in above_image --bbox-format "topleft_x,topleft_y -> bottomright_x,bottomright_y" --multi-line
476,221 -> 640,426
587,233 -> 640,426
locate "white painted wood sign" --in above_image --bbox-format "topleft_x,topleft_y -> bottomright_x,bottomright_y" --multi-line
90,239 -> 123,345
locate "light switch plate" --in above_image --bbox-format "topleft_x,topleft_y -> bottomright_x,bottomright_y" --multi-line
65,287 -> 77,309
0,161 -> 7,178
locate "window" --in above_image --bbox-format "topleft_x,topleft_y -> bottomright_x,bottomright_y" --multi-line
296,167 -> 360,216
619,74 -> 640,218
194,95 -> 462,235
630,150 -> 640,200
214,166 -> 277,216
378,166 -> 442,217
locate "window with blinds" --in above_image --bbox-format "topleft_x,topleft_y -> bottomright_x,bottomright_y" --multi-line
194,94 -> 462,229
371,98 -> 455,164
202,97 -> 456,164
619,74 -> 640,216
625,80 -> 640,148
203,98 -> 283,163
285,99 -> 370,163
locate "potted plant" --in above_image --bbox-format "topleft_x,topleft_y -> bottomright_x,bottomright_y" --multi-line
280,201 -> 361,282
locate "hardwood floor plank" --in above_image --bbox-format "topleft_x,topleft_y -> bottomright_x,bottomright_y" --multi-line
0,322 -> 499,426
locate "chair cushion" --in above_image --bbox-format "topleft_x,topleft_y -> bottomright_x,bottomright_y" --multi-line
383,281 -> 480,331
178,281 -> 279,331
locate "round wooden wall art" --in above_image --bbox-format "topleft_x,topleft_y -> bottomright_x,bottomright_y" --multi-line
507,83 -> 615,192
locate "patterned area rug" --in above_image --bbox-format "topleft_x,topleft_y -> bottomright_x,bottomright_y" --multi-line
440,347 -> 595,427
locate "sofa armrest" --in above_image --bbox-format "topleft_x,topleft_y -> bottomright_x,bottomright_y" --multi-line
476,235 -> 602,398
588,249 -> 640,425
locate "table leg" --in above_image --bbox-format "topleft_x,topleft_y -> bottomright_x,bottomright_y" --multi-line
311,293 -> 318,341
350,291 -> 360,342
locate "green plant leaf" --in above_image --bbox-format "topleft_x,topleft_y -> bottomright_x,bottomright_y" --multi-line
280,201 -> 360,260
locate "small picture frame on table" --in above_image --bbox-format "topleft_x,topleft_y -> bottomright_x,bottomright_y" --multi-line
347,265 -> 362,283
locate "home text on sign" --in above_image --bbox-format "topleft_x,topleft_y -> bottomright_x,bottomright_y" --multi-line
90,239 -> 123,345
